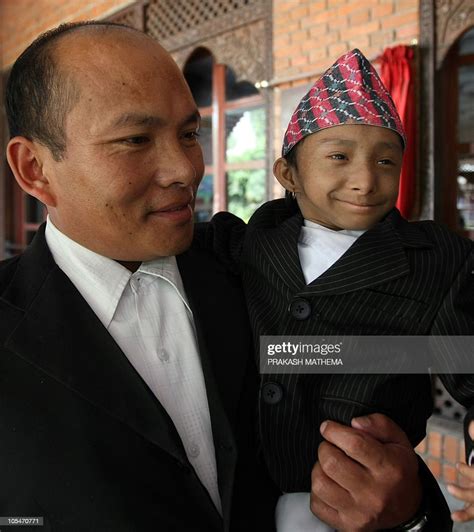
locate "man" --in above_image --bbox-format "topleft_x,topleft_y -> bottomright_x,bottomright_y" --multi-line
1,21 -> 278,531
202,48 -> 474,530
2,22 -> 463,532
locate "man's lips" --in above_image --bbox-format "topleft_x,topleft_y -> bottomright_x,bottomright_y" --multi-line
335,198 -> 382,208
148,198 -> 194,222
153,199 -> 192,213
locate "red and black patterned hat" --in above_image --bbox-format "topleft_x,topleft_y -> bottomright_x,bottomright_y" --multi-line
282,48 -> 406,157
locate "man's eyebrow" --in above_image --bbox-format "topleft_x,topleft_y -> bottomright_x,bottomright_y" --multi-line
110,113 -> 164,129
181,111 -> 201,128
376,141 -> 403,152
318,138 -> 357,146
110,111 -> 201,129
317,138 -> 402,151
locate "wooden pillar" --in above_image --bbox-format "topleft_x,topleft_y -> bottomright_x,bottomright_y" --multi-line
0,72 -> 7,259
212,63 -> 226,213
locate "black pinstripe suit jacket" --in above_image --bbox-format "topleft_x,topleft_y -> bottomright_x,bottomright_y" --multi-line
200,199 -> 474,496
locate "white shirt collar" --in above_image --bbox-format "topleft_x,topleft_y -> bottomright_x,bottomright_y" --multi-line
298,219 -> 366,284
302,219 -> 366,240
45,216 -> 188,328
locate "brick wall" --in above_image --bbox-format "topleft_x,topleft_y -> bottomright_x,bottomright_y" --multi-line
273,0 -> 419,87
0,0 -> 133,70
271,0 -> 419,190
417,418 -> 469,489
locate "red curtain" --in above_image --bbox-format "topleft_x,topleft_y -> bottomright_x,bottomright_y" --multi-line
379,45 -> 416,219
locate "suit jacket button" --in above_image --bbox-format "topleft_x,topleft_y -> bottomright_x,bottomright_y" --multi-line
261,382 -> 283,405
289,298 -> 311,320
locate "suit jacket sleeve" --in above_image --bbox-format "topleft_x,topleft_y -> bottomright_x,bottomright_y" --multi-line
194,212 -> 246,273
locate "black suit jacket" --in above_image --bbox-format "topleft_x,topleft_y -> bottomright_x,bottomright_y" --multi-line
0,225 -> 278,531
203,199 -> 474,530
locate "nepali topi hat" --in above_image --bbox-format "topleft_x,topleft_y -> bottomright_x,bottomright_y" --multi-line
282,48 -> 406,157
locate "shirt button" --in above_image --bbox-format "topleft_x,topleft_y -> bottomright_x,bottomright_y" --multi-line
158,350 -> 170,362
188,442 -> 200,458
261,382 -> 283,405
289,298 -> 311,320
130,276 -> 142,292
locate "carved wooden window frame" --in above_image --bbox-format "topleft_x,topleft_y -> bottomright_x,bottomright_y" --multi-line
419,0 -> 474,227
420,0 -> 474,421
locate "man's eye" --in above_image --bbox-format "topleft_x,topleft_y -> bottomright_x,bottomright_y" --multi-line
329,153 -> 346,160
122,136 -> 150,145
378,158 -> 395,165
183,131 -> 201,141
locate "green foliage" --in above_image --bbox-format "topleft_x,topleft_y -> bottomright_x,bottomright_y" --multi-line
226,107 -> 266,163
227,169 -> 265,222
226,107 -> 266,221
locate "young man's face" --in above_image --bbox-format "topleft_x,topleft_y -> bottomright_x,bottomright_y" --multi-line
40,30 -> 204,262
277,124 -> 403,231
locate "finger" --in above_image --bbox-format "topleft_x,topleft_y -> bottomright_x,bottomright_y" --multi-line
321,420 -> 385,470
447,483 -> 474,503
469,420 -> 474,441
310,465 -> 341,530
312,454 -> 353,511
457,462 -> 474,481
318,440 -> 369,492
309,495 -> 340,529
452,503 -> 474,523
351,413 -> 412,446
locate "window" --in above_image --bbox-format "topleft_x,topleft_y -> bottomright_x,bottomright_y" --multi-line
456,28 -> 474,236
440,26 -> 474,239
184,48 -> 266,222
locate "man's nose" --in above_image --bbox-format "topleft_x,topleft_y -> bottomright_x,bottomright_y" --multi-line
154,143 -> 201,187
348,163 -> 377,194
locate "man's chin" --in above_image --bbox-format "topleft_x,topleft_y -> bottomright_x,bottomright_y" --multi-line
156,225 -> 194,258
113,227 -> 194,263
170,235 -> 194,257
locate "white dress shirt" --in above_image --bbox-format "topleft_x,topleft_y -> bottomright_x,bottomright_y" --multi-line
298,219 -> 365,284
45,218 -> 222,514
276,220 -> 365,531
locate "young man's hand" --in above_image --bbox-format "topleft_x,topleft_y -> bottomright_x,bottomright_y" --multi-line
448,419 -> 474,523
310,413 -> 422,531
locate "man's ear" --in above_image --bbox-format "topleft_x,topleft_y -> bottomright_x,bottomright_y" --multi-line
6,136 -> 57,207
273,157 -> 300,194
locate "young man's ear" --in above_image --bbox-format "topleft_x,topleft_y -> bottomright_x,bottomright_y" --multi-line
6,137 -> 57,207
273,157 -> 300,195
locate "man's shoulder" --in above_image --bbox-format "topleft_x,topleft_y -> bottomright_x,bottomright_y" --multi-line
248,198 -> 299,229
0,255 -> 25,343
0,229 -> 54,339
189,213 -> 247,271
193,211 -> 246,244
402,217 -> 473,256
390,216 -> 473,290
0,254 -> 22,300
0,254 -> 21,280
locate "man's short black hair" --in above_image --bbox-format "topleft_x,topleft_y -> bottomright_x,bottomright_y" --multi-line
5,21 -> 141,160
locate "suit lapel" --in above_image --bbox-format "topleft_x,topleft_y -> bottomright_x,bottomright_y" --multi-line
3,228 -> 188,465
177,248 -> 245,528
302,213 -> 410,295
251,205 -> 434,296
302,209 -> 434,295
253,212 -> 307,294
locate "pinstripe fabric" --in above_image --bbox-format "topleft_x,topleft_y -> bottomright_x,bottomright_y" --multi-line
200,199 -> 474,493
